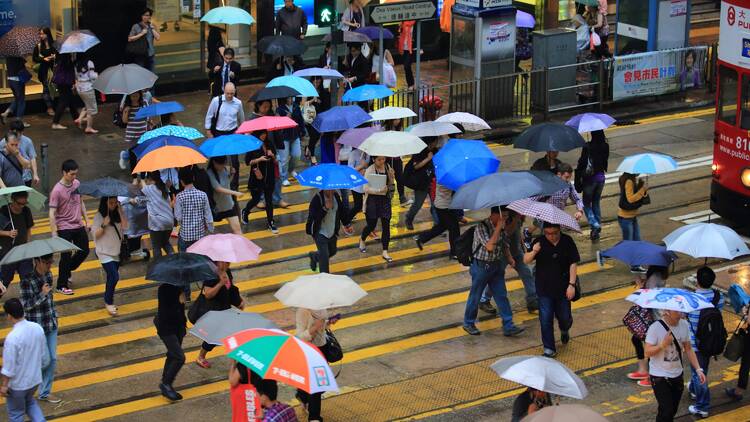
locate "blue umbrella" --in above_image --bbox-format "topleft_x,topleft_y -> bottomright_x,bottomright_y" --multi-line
342,84 -> 393,102
199,134 -> 263,158
433,139 -> 500,191
565,113 -> 616,133
133,136 -> 199,159
513,123 -> 586,152
135,101 -> 185,119
139,125 -> 204,144
78,177 -> 137,198
616,153 -> 678,175
296,164 -> 367,190
58,30 -> 100,53
266,76 -> 318,97
293,67 -> 344,79
516,10 -> 535,29
600,240 -> 677,267
355,26 -> 394,40
200,6 -> 255,25
627,288 -> 714,312
312,105 -> 371,133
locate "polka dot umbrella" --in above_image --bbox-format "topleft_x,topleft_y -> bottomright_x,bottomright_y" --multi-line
0,26 -> 39,57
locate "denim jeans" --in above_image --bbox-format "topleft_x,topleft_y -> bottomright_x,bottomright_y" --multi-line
465,260 -> 516,331
278,138 -> 301,183
538,295 -> 572,353
313,233 -> 338,273
39,329 -> 57,399
102,260 -> 120,305
618,216 -> 641,241
7,80 -> 26,119
480,256 -> 537,307
689,351 -> 711,412
582,181 -> 604,229
6,386 -> 45,422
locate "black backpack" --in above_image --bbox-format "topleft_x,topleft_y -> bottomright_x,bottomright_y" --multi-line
454,221 -> 489,267
695,290 -> 727,357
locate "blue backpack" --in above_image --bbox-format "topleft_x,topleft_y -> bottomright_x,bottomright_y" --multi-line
728,283 -> 750,313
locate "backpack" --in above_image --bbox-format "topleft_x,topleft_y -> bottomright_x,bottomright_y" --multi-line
695,290 -> 727,357
454,221 -> 489,267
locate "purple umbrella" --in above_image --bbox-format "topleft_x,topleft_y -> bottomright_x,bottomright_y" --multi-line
516,10 -> 535,29
337,127 -> 382,148
507,199 -> 581,232
355,26 -> 394,40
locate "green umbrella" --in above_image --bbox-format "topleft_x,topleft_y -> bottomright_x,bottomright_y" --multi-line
0,186 -> 47,211
0,237 -> 80,265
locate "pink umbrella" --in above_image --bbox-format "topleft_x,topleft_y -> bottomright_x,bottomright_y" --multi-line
337,127 -> 382,148
236,116 -> 298,134
186,234 -> 262,263
507,199 -> 581,232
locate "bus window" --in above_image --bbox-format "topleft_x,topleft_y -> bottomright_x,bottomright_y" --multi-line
742,75 -> 750,130
719,66 -> 739,126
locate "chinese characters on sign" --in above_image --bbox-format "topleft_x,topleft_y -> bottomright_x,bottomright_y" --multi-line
369,1 -> 437,24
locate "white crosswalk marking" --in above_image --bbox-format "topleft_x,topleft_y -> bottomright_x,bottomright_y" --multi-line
669,210 -> 750,243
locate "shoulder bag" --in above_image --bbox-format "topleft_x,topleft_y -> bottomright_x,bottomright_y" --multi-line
318,328 -> 343,363
724,321 -> 747,362
126,26 -> 149,57
187,288 -> 210,324
209,96 -> 224,133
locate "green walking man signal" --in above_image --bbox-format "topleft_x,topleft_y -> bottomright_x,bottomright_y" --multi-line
315,0 -> 335,27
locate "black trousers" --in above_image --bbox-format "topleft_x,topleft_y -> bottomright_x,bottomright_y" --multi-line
361,217 -> 390,250
243,185 -> 275,224
297,390 -> 322,420
388,157 -> 406,203
737,330 -> 750,389
418,208 -> 460,255
159,332 -> 186,385
402,51 -> 415,87
631,334 -> 645,360
52,85 -> 77,124
57,227 -> 90,289
651,375 -> 684,422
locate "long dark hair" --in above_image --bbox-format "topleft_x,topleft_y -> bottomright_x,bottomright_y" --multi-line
591,129 -> 606,144
97,197 -> 121,225
39,27 -> 54,49
148,171 -> 169,200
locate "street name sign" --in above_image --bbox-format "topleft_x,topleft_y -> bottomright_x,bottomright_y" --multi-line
369,0 -> 437,24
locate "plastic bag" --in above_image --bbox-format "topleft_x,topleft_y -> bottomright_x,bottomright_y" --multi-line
590,32 -> 601,50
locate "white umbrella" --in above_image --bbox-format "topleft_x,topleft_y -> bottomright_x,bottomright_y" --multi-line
406,121 -> 462,137
522,404 -> 608,422
275,273 -> 367,310
436,112 -> 491,131
369,106 -> 417,121
358,131 -> 427,157
491,355 -> 588,399
663,222 -> 750,260
626,288 -> 714,313
93,64 -> 158,95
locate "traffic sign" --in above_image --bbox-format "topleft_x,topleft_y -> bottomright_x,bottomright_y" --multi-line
314,0 -> 335,27
368,0 -> 437,24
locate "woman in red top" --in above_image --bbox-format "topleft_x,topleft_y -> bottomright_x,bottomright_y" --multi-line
398,21 -> 415,89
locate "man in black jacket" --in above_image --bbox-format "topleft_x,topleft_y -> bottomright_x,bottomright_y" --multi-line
344,43 -> 370,88
306,190 -> 344,273
210,48 -> 241,97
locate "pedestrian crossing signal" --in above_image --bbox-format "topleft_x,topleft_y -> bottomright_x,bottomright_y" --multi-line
315,0 -> 335,27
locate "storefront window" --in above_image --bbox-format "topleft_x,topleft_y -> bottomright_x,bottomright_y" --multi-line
740,74 -> 750,130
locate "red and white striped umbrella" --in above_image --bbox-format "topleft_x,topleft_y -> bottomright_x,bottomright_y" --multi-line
507,199 -> 581,232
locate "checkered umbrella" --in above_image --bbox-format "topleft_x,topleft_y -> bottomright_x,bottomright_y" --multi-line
507,198 -> 581,232
0,26 -> 39,57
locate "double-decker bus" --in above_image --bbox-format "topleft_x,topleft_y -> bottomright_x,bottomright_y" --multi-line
712,0 -> 750,223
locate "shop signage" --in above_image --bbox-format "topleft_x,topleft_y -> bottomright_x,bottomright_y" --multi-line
455,0 -> 511,9
369,1 -> 436,24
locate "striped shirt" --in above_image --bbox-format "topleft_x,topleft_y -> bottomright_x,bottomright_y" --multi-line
125,105 -> 148,143
688,288 -> 723,350
142,184 -> 174,231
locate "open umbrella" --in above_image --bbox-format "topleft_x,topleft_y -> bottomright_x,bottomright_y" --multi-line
507,199 -> 581,232
450,171 -> 570,210
293,67 -> 344,79
342,84 -> 393,102
337,127 -> 381,148
146,253 -> 218,286
0,237 -> 80,266
355,26 -> 394,39
616,153 -> 678,175
223,328 -> 339,394
0,26 -> 40,57
139,125 -> 204,144
186,233 -> 262,263
58,30 -> 100,53
323,31 -> 371,43
201,6 -> 255,25
369,106 -> 416,121
275,273 -> 367,309
199,134 -> 262,157
626,288 -> 714,312
295,164 -> 367,190
133,146 -> 207,174
133,135 -> 199,159
600,240 -> 677,267
135,101 -> 185,119
565,113 -> 615,133
491,355 -> 588,399
0,186 -> 46,211
258,35 -> 307,56
663,223 -> 750,260
190,309 -> 277,346
237,116 -> 298,134
406,121 -> 462,137
514,123 -> 586,152
312,105 -> 371,133
249,86 -> 301,102
516,10 -> 536,29
436,112 -> 491,131
522,405 -> 607,422
358,131 -> 426,157
433,139 -> 500,191
78,177 -> 135,198
93,64 -> 158,95
266,75 -> 318,97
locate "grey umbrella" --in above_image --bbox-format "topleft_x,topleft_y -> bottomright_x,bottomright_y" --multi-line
513,123 -> 586,152
79,177 -> 138,198
0,238 -> 80,266
449,171 -> 570,210
257,35 -> 307,56
93,63 -> 158,95
189,308 -> 278,345
322,31 -> 371,43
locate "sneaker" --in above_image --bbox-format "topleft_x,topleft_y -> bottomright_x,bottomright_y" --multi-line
414,236 -> 424,251
56,287 -> 74,295
726,387 -> 744,401
503,326 -> 525,337
637,378 -> 652,387
268,221 -> 279,234
22,122 -> 30,128
627,372 -> 649,380
308,252 -> 318,272
590,227 -> 601,241
39,394 -> 62,403
479,301 -> 497,315
630,266 -> 647,274
560,330 -> 570,344
522,227 -> 533,251
241,208 -> 250,225
542,349 -> 557,358
282,180 -> 291,186
688,405 -> 708,418
291,170 -> 298,178
463,325 -> 481,336
118,152 -> 128,170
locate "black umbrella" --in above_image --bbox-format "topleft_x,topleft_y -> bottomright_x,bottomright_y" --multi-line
146,253 -> 218,286
79,177 -> 139,198
513,123 -> 586,152
257,35 -> 307,56
322,31 -> 371,43
249,86 -> 301,102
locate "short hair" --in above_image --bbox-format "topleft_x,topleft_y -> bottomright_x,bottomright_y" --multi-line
10,191 -> 28,202
9,119 -> 24,132
542,222 -> 560,230
62,159 -> 78,173
697,266 -> 716,288
37,253 -> 53,262
4,131 -> 17,143
3,298 -> 23,319
142,7 -> 153,15
178,167 -> 195,185
257,379 -> 278,401
224,47 -> 235,57
490,206 -> 500,214
557,162 -> 573,174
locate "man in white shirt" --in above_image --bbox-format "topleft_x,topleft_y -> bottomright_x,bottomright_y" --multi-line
204,82 -> 245,189
645,309 -> 706,422
1,298 -> 49,422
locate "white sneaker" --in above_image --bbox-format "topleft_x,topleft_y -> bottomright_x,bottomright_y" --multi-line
118,151 -> 128,170
282,180 -> 291,186
291,170 -> 298,177
688,405 -> 708,418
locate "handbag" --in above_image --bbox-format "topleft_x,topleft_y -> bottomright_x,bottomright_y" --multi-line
318,329 -> 343,363
724,323 -> 746,362
571,275 -> 582,302
623,305 -> 654,340
126,32 -> 149,57
187,289 -> 210,324
641,193 -> 651,205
